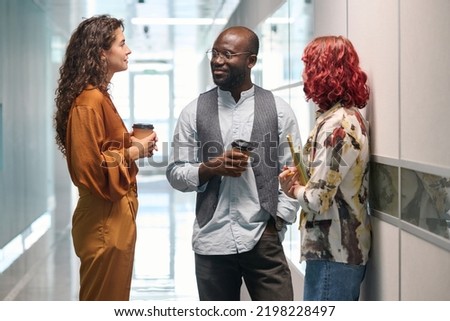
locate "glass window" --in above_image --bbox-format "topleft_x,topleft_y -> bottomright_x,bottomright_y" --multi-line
370,162 -> 399,217
0,103 -> 2,170
401,168 -> 450,239
256,0 -> 314,271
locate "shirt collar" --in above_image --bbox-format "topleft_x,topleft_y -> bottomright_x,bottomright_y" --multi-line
316,102 -> 342,122
218,86 -> 255,104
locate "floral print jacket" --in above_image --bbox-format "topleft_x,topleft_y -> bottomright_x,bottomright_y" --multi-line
297,104 -> 371,265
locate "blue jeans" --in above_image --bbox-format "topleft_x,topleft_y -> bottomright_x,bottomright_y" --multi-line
303,260 -> 366,301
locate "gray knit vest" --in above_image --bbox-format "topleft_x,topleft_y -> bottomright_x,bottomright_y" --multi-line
195,85 -> 279,227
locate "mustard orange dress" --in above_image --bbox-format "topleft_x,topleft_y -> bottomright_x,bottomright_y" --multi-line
66,85 -> 139,300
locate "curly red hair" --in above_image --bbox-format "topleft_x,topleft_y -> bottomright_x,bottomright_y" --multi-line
302,36 -> 370,110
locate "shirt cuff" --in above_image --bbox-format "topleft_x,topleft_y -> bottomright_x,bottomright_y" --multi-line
296,185 -> 307,209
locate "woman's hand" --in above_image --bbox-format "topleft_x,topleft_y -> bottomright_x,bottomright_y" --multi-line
128,131 -> 158,160
279,166 -> 302,199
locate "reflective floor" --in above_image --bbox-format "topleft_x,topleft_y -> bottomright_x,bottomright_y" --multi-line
1,171 -> 303,301
129,173 -> 199,301
1,173 -> 199,301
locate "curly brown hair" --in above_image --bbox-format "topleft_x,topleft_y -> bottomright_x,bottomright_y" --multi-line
54,15 -> 124,156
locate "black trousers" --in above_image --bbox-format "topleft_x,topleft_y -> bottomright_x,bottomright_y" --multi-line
194,220 -> 294,301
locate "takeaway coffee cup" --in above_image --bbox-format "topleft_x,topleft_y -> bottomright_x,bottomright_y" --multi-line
132,123 -> 154,139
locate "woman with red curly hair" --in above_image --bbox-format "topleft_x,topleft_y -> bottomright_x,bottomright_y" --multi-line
279,36 -> 371,300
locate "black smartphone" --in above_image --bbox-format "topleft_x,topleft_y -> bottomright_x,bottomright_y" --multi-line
231,139 -> 258,152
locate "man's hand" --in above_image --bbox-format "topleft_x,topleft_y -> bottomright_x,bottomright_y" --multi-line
199,149 -> 249,185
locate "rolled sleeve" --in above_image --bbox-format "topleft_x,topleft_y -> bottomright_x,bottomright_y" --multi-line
275,96 -> 302,224
166,99 -> 205,193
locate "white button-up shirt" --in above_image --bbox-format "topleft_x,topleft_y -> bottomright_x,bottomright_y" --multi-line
166,86 -> 302,255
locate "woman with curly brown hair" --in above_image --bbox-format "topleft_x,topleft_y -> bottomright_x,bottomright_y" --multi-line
279,36 -> 371,300
54,15 -> 157,300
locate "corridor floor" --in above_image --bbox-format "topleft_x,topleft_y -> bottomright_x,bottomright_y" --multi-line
1,174 -> 199,301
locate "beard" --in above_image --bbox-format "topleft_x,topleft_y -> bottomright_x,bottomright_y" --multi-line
212,65 -> 246,91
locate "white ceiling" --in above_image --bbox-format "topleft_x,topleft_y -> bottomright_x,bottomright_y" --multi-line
37,0 -> 240,60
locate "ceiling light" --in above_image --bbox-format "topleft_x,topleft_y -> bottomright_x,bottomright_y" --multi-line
131,17 -> 227,26
265,17 -> 294,24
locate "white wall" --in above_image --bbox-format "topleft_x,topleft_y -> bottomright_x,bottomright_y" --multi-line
349,0 -> 400,159
399,0 -> 450,167
313,0 -> 450,300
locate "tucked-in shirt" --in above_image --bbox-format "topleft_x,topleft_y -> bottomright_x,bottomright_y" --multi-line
166,86 -> 301,255
297,104 -> 371,265
66,85 -> 138,201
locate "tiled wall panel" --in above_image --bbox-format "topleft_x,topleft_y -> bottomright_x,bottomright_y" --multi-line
400,0 -> 450,167
401,231 -> 450,300
314,0 -> 449,301
348,0 -> 400,159
361,218 -> 400,300
313,0 -> 347,37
